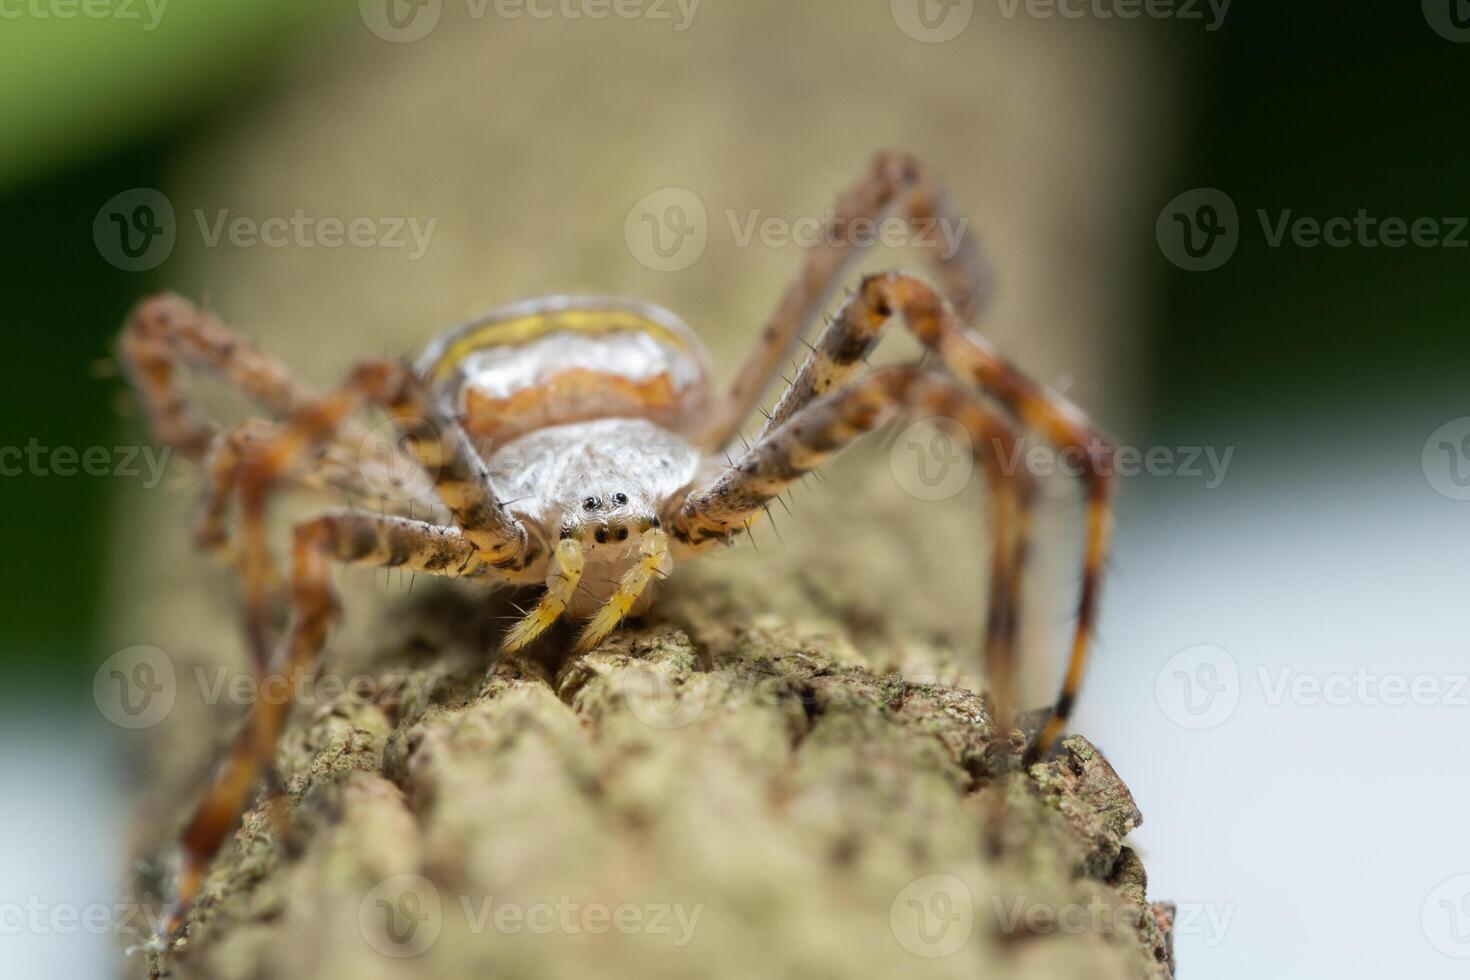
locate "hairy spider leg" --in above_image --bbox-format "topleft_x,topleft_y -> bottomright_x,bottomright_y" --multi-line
695,151 -> 991,452
677,272 -> 1112,763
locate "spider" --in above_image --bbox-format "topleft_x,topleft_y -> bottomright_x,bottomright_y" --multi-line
118,152 -> 1114,952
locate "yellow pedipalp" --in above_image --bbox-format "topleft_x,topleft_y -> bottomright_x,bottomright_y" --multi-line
575,529 -> 670,653
501,538 -> 584,652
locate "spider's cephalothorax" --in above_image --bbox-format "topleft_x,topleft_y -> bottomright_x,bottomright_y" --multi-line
118,153 -> 1115,954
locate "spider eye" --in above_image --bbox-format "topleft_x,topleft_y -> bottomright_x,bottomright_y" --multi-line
612,492 -> 628,506
582,496 -> 601,511
594,528 -> 608,544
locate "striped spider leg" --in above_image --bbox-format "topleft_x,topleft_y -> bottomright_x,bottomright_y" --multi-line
116,153 -> 1111,962
673,363 -> 1036,749
221,358 -> 533,674
119,296 -> 450,815
151,511 -> 502,953
120,304 -> 539,950
161,359 -> 536,943
694,151 -> 992,452
119,293 -> 321,460
119,294 -> 448,577
673,272 -> 1114,764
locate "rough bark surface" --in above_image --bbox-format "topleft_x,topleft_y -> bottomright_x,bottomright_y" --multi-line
137,571 -> 1173,980
108,5 -> 1179,975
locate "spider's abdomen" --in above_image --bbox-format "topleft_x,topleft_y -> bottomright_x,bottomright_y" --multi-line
417,295 -> 709,443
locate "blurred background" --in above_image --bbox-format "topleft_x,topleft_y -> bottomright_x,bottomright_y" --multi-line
1,1 -> 1467,976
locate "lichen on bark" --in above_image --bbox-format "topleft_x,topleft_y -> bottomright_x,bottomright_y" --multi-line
112,11 -> 1176,970
136,566 -> 1173,980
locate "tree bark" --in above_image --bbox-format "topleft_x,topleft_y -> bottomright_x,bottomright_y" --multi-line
109,6 -> 1180,975
137,571 -> 1173,980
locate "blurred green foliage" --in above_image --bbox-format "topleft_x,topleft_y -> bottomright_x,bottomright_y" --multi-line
0,1 -> 341,692
1151,5 -> 1470,420
0,0 -> 330,190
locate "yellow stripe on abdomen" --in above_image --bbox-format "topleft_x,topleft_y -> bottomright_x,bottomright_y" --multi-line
424,308 -> 694,384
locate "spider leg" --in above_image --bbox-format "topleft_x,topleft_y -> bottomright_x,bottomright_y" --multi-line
119,293 -> 328,458
156,511 -> 493,945
229,359 -> 533,674
121,294 -> 447,548
194,420 -> 286,555
193,417 -> 454,564
141,356 -> 533,945
120,306 -> 534,950
678,271 -> 1113,763
868,273 -> 1113,763
231,359 -> 530,563
192,418 -> 438,554
695,152 -> 990,452
675,366 -> 1034,742
980,439 -> 1035,738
